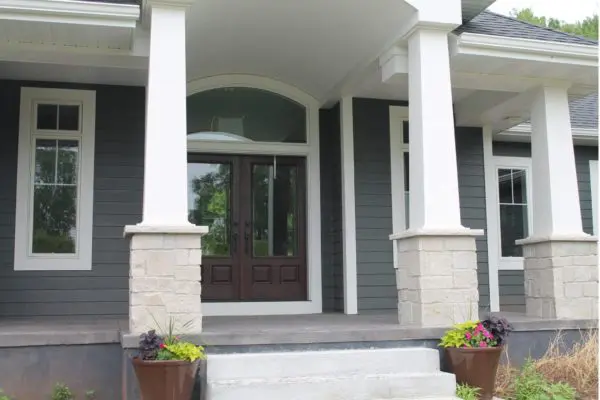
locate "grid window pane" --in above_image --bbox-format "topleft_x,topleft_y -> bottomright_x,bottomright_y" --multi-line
498,169 -> 513,203
498,167 -> 529,257
58,105 -> 80,131
37,104 -> 58,130
32,139 -> 79,254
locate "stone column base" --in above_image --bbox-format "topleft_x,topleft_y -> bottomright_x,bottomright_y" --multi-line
390,229 -> 483,327
124,225 -> 208,335
517,236 -> 598,320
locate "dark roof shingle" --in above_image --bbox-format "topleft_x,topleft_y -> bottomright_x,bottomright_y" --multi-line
569,93 -> 598,129
455,11 -> 598,46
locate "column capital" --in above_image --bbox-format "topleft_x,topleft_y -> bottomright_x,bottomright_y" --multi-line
402,20 -> 460,40
145,0 -> 194,9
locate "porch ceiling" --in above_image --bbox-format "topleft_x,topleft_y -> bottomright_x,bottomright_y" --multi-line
185,0 -> 415,104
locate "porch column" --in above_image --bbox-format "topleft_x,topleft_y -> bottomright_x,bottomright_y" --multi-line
124,0 -> 208,335
517,86 -> 597,320
391,25 -> 481,327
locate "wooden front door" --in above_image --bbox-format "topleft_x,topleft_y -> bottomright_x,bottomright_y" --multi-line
187,154 -> 306,302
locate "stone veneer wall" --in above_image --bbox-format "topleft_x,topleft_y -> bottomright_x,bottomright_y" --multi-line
129,232 -> 203,334
522,240 -> 598,319
395,234 -> 480,327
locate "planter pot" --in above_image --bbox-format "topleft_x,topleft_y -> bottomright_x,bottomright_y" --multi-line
132,357 -> 206,400
445,346 -> 503,400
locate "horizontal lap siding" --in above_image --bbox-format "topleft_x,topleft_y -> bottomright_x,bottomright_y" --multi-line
456,128 -> 490,309
0,81 -> 145,317
353,99 -> 401,311
319,106 -> 343,312
492,142 -> 597,312
352,99 -> 489,311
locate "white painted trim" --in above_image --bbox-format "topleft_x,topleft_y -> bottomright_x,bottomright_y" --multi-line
340,97 -> 358,315
485,152 -> 533,274
202,301 -> 320,317
482,126 -> 499,312
453,32 -> 598,67
590,160 -> 598,236
0,0 -> 140,27
499,123 -> 599,146
15,87 -> 96,271
186,74 -> 322,316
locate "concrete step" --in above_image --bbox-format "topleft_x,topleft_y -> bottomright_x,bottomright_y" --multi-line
207,347 -> 441,380
208,371 -> 457,400
207,348 -> 457,400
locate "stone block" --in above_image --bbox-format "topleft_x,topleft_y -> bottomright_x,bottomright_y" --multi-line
131,234 -> 164,250
420,276 -> 454,289
453,302 -> 479,323
452,251 -> 477,269
452,270 -> 477,289
175,265 -> 201,282
417,237 -> 446,251
421,303 -> 455,327
188,249 -> 203,265
556,298 -> 595,319
131,293 -> 166,307
564,283 -> 584,298
572,255 -> 598,266
421,252 -> 453,276
562,266 -> 592,282
443,237 -> 476,252
583,282 -> 598,297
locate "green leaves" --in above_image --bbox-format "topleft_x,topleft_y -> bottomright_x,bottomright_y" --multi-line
510,7 -> 598,40
512,360 -> 576,400
456,383 -> 480,400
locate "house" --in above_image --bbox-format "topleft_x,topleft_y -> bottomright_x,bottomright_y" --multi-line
0,0 -> 597,398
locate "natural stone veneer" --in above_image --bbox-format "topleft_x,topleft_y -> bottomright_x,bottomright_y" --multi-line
124,225 -> 208,334
517,237 -> 598,320
391,230 -> 482,327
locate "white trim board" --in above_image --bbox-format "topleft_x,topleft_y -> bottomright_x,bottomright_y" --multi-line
590,160 -> 598,236
340,97 -> 358,315
0,0 -> 140,27
14,87 -> 96,271
186,74 -> 323,316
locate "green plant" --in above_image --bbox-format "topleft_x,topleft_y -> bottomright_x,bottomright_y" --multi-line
440,320 -> 498,348
138,316 -> 206,362
51,383 -> 74,400
456,383 -> 480,400
85,389 -> 96,400
513,360 -> 576,400
0,389 -> 13,400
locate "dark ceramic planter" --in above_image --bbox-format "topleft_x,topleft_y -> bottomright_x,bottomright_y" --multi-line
132,358 -> 206,400
445,346 -> 503,400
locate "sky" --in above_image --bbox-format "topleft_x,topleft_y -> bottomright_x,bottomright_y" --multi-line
488,0 -> 598,23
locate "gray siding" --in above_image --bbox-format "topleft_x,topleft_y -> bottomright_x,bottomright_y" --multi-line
0,80 -> 145,317
319,106 -> 343,312
352,98 -> 489,311
492,142 -> 598,312
456,128 -> 490,309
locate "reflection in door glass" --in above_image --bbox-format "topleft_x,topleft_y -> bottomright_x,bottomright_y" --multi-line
187,163 -> 230,256
252,164 -> 298,257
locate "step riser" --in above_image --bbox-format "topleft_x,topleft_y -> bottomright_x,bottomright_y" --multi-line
208,373 -> 457,400
207,348 -> 440,380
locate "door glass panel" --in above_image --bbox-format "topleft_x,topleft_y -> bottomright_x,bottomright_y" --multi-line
187,162 -> 231,256
252,163 -> 298,257
498,168 -> 529,257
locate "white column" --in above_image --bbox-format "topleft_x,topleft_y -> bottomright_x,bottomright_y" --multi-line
142,2 -> 191,227
340,97 -> 358,315
407,27 -> 462,231
529,85 -> 585,238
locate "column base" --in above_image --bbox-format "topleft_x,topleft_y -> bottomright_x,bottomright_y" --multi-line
517,236 -> 598,320
391,229 -> 482,327
125,225 -> 208,335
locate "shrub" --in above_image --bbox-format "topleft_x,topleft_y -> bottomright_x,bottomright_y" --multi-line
51,383 -> 74,400
456,383 -> 480,400
440,320 -> 498,348
0,389 -> 13,400
513,360 -> 576,400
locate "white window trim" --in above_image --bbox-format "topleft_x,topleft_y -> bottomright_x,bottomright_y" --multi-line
389,106 -> 410,270
489,156 -> 533,272
590,160 -> 598,235
186,75 -> 322,316
15,87 -> 96,271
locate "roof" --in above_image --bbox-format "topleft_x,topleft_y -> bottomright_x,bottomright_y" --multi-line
455,11 -> 598,46
82,0 -> 139,3
569,93 -> 598,129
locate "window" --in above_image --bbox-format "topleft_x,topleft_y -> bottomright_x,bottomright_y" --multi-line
14,88 -> 96,271
498,168 -> 529,257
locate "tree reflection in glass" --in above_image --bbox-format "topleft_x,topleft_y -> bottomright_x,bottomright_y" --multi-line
188,163 -> 230,256
32,139 -> 78,254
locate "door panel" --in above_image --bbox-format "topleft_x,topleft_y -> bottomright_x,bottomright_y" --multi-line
241,156 -> 306,301
187,155 -> 240,301
187,154 -> 306,302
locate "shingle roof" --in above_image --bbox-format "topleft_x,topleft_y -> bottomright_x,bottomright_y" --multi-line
455,11 -> 598,46
569,93 -> 598,129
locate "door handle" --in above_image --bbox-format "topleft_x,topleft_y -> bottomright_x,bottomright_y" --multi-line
244,221 -> 250,255
231,221 -> 238,254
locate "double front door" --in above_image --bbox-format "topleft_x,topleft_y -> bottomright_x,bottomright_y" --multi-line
187,154 -> 307,302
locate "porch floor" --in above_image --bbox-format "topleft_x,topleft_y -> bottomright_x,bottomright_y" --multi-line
0,311 -> 595,348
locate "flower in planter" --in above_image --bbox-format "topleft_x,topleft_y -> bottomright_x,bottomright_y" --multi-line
137,318 -> 206,362
440,318 -> 513,349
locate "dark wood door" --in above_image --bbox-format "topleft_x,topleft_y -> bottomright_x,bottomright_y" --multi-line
187,154 -> 306,302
